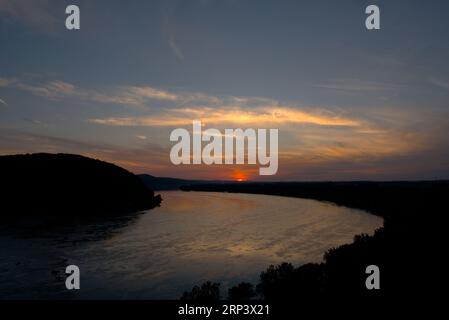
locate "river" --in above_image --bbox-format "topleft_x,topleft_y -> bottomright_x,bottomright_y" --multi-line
0,191 -> 383,299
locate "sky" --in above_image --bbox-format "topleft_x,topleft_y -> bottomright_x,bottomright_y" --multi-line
1,0 -> 449,181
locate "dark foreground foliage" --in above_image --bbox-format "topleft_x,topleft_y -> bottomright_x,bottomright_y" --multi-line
228,282 -> 257,301
181,281 -> 221,301
182,229 -> 385,301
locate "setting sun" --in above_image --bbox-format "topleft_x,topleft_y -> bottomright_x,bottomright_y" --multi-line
232,171 -> 247,182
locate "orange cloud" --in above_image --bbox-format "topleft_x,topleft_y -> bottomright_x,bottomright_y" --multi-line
89,106 -> 360,127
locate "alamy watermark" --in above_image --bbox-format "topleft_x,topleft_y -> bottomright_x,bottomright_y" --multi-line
169,121 -> 278,176
64,4 -> 380,31
65,265 -> 80,290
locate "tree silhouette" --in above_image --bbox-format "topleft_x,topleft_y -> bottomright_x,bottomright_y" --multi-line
181,281 -> 220,301
228,282 -> 256,300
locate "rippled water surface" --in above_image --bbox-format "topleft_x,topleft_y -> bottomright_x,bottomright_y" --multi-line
0,191 -> 383,299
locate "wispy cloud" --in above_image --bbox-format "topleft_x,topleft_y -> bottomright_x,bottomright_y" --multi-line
1,77 -> 358,127
315,78 -> 404,92
0,77 -> 15,87
0,77 -> 185,107
169,36 -> 185,61
1,77 -> 269,111
0,78 -> 11,105
89,106 -> 361,127
0,128 -> 170,174
0,0 -> 61,33
16,80 -> 76,99
3,75 -> 443,180
1,124 -> 440,181
429,77 -> 449,91
126,86 -> 179,101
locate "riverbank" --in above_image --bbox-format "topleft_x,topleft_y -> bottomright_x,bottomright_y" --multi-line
181,181 -> 448,300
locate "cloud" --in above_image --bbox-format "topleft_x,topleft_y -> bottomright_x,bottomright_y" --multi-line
0,78 -> 13,105
22,118 -> 46,125
125,86 -> 179,101
315,78 -> 404,92
429,77 -> 449,91
169,36 -> 185,61
4,75 -> 446,180
89,106 -> 361,127
0,0 -> 61,33
1,124 -> 443,181
0,77 -> 184,106
0,77 -> 230,110
0,77 -> 15,87
0,128 -> 170,174
285,127 -> 423,163
16,80 -> 76,99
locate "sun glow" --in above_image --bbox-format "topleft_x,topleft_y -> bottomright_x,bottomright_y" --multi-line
233,171 -> 248,182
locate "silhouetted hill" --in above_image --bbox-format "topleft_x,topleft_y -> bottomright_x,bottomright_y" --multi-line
0,153 -> 161,217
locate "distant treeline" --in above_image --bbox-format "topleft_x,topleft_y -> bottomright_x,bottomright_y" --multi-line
182,180 -> 448,219
138,174 -> 206,191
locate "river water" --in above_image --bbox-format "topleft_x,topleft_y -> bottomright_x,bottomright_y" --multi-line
0,191 -> 383,299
